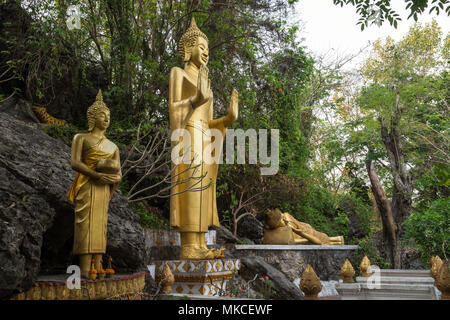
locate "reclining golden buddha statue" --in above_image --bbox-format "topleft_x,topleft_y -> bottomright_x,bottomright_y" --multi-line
263,209 -> 344,245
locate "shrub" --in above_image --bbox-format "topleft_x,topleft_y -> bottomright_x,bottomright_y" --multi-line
404,197 -> 449,262
43,123 -> 80,146
350,236 -> 392,273
133,202 -> 170,230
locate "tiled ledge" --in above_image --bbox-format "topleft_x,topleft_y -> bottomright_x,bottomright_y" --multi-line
9,271 -> 147,300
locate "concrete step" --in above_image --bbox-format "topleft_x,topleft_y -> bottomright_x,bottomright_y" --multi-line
336,282 -> 440,300
359,283 -> 439,300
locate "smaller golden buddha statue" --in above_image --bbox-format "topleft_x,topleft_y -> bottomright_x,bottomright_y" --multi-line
263,209 -> 344,245
67,90 -> 122,278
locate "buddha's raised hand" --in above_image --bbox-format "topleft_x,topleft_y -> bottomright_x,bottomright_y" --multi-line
224,88 -> 238,127
191,64 -> 211,108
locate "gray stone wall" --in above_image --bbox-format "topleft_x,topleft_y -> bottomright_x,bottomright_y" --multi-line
233,245 -> 358,281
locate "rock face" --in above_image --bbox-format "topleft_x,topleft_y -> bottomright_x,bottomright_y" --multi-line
0,110 -> 147,299
233,245 -> 358,281
0,97 -> 39,124
400,247 -> 426,270
211,225 -> 240,245
236,215 -> 264,244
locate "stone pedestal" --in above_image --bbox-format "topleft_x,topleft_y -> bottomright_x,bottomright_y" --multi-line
154,259 -> 240,296
145,229 -> 217,261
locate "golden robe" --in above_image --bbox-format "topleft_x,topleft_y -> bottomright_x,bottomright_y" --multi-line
169,71 -> 224,233
67,137 -> 118,255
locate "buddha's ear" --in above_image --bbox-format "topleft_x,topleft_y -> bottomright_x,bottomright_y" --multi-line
183,45 -> 192,62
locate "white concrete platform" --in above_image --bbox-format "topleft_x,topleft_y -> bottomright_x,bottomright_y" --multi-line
378,269 -> 431,278
235,245 -> 358,250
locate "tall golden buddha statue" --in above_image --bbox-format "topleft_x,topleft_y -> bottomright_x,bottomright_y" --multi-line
169,18 -> 238,259
67,90 -> 122,278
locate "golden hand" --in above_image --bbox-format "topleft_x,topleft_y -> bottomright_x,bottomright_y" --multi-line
96,173 -> 122,185
223,88 -> 238,127
190,64 -> 211,108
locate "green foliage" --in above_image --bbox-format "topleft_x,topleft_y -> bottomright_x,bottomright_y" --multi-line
350,236 -> 392,272
333,0 -> 449,30
291,185 -> 375,240
43,123 -> 80,146
132,202 -> 170,230
404,197 -> 450,262
117,175 -> 131,197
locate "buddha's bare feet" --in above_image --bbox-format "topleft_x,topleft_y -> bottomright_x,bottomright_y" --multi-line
180,245 -> 215,260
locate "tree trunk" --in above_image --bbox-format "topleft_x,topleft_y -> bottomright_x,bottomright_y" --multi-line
366,160 -> 398,267
378,88 -> 414,267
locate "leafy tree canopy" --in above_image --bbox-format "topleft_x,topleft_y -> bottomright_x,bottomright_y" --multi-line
333,0 -> 450,30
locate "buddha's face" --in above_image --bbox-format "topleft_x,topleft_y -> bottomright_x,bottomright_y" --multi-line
95,109 -> 110,130
189,36 -> 209,67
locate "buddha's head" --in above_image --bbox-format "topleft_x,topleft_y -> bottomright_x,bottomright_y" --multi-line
87,89 -> 110,132
178,17 -> 209,67
265,209 -> 285,229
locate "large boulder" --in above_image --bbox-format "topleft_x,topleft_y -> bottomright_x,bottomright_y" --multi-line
239,256 -> 304,300
237,214 -> 264,244
0,110 -> 148,299
0,96 -> 39,124
210,225 -> 240,244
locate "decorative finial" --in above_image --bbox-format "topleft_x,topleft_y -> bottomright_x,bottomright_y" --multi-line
431,256 -> 443,280
435,261 -> 450,300
430,255 -> 435,268
299,265 -> 322,300
360,256 -> 371,277
160,263 -> 175,294
340,259 -> 355,283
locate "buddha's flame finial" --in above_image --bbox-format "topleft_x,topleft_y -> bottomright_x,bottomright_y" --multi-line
96,89 -> 103,102
190,17 -> 197,29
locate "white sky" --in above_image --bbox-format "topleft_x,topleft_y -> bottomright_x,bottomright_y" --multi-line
293,0 -> 450,70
